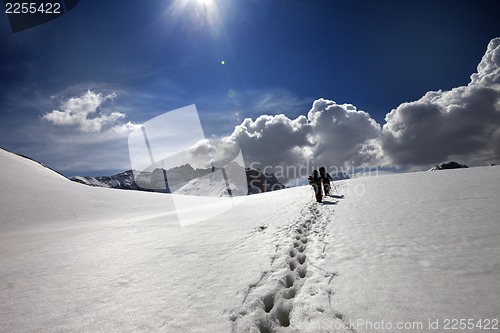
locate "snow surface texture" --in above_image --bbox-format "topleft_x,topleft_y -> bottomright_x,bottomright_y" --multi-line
1,148 -> 499,332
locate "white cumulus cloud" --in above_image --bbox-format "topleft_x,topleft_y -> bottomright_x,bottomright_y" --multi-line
307,98 -> 383,167
228,113 -> 313,170
193,98 -> 383,181
382,37 -> 500,166
113,121 -> 144,134
43,90 -> 129,133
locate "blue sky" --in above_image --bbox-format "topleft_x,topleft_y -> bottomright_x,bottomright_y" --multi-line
1,0 -> 499,177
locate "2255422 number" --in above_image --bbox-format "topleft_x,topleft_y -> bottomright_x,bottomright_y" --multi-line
443,318 -> 499,330
5,2 -> 61,14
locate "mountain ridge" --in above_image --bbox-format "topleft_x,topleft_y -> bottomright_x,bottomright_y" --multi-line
70,163 -> 286,195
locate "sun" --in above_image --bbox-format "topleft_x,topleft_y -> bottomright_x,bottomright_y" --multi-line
166,0 -> 224,34
197,0 -> 214,7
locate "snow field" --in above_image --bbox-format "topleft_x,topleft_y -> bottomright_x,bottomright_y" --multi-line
1,148 -> 499,332
325,167 -> 500,333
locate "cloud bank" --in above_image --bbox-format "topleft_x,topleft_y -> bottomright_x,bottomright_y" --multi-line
382,37 -> 500,166
221,99 -> 383,172
203,38 -> 500,176
38,38 -> 500,176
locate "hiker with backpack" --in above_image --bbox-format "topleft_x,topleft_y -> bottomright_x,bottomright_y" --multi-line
319,166 -> 332,196
308,169 -> 323,203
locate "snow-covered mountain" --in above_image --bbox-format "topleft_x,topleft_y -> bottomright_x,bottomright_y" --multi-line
429,161 -> 469,171
71,169 -> 140,190
1,148 -> 499,333
70,163 -> 285,195
70,164 -> 211,192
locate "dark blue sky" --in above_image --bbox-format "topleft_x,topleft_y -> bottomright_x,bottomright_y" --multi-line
1,0 -> 499,175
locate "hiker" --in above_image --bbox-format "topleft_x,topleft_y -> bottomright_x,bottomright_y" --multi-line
308,169 -> 323,203
319,166 -> 332,196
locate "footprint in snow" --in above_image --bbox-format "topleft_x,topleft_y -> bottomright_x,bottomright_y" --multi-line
263,293 -> 275,313
296,253 -> 306,264
282,287 -> 296,299
289,259 -> 297,271
297,265 -> 307,278
284,273 -> 295,288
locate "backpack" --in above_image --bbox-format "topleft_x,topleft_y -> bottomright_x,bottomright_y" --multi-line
319,166 -> 327,178
308,170 -> 320,185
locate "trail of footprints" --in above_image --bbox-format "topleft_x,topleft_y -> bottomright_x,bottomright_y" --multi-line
230,203 -> 336,333
256,214 -> 311,332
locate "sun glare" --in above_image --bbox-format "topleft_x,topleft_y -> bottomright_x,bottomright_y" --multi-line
197,0 -> 214,7
168,0 -> 222,32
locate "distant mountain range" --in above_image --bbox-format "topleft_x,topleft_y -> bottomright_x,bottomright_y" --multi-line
70,163 -> 286,196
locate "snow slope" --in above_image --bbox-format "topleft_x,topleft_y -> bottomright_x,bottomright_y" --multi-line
0,149 -> 173,232
1,149 -> 499,332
